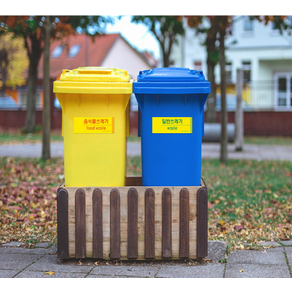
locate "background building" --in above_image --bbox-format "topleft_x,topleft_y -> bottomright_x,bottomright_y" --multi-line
0,33 -> 154,130
171,16 -> 292,111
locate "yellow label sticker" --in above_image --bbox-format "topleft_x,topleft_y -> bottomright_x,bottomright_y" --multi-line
74,117 -> 114,133
152,117 -> 192,133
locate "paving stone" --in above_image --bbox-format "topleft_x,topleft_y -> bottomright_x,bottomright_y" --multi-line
90,265 -> 160,277
48,245 -> 57,255
26,255 -> 93,273
15,271 -> 87,278
259,241 -> 281,247
86,275 -> 136,278
284,247 -> 292,265
225,263 -> 290,278
0,253 -> 41,270
0,247 -> 49,255
35,242 -> 50,248
2,242 -> 23,247
206,241 -> 227,262
279,240 -> 292,246
228,248 -> 286,265
0,269 -> 21,278
156,264 -> 224,278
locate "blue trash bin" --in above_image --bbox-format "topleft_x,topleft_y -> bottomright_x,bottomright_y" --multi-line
133,67 -> 210,186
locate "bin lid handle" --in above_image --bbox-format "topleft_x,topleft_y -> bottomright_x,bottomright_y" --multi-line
77,68 -> 112,74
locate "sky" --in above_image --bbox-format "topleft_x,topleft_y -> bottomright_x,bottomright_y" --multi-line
105,16 -> 161,60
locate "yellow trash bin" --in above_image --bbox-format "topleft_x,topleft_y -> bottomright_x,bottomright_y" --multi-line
53,67 -> 132,187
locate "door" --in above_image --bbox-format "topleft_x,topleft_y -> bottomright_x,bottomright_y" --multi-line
274,73 -> 292,109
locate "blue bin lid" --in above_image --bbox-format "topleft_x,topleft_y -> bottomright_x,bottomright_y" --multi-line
133,67 -> 211,94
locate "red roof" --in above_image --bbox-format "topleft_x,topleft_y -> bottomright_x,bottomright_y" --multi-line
38,33 -> 120,79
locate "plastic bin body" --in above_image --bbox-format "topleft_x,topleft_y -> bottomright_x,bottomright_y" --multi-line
133,68 -> 210,186
53,67 -> 132,187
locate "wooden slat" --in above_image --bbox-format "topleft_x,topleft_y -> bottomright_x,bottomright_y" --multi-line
57,188 -> 69,259
75,188 -> 86,258
126,176 -> 142,187
145,188 -> 155,259
162,188 -> 172,258
127,188 -> 138,259
92,188 -> 103,259
110,189 -> 120,259
179,188 -> 189,258
66,185 -> 199,260
197,187 -> 208,258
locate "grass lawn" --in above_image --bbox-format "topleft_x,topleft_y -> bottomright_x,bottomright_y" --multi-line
244,136 -> 292,146
1,156 -> 291,253
0,128 -> 63,145
0,127 -> 291,146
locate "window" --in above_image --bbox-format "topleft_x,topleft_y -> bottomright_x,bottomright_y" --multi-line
51,45 -> 63,58
274,73 -> 292,109
243,16 -> 253,32
242,61 -> 251,83
68,44 -> 81,57
193,61 -> 202,71
225,62 -> 232,83
278,78 -> 287,106
18,90 -> 42,109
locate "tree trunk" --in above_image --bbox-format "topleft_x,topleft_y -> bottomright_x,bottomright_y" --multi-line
42,16 -> 51,160
0,49 -> 8,96
206,60 -> 216,123
163,50 -> 170,67
24,36 -> 43,133
219,30 -> 228,163
206,30 -> 217,123
235,69 -> 244,151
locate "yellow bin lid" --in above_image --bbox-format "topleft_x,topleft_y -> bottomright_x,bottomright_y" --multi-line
53,67 -> 133,94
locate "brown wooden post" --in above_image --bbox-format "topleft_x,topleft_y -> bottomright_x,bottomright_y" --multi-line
179,188 -> 189,258
145,188 -> 155,259
197,187 -> 208,258
162,188 -> 172,258
110,189 -> 120,259
57,188 -> 69,259
127,188 -> 138,259
75,189 -> 86,258
92,188 -> 103,259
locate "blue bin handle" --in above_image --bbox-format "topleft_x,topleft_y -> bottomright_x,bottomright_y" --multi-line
138,107 -> 141,138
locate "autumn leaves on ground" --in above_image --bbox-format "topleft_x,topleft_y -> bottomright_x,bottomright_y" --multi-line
1,155 -> 291,252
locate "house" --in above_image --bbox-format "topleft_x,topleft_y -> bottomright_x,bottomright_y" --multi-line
0,33 -> 154,130
39,33 -> 152,80
170,16 -> 292,136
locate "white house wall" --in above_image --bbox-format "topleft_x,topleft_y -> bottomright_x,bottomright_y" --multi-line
101,36 -> 152,80
171,16 -> 292,83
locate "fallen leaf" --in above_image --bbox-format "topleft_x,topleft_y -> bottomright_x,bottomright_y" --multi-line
44,271 -> 55,275
219,220 -> 225,226
234,225 -> 243,232
239,269 -> 244,273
